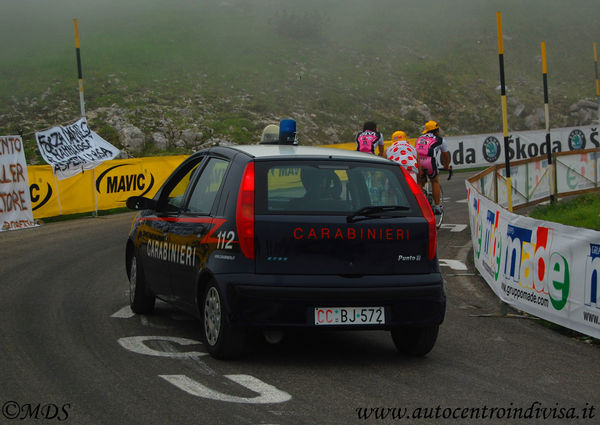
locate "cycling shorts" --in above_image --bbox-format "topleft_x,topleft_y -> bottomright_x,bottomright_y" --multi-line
419,156 -> 439,179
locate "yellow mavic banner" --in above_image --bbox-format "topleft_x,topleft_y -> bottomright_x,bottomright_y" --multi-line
28,155 -> 187,219
321,139 -> 417,152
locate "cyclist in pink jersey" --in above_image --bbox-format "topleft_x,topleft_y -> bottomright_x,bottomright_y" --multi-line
356,121 -> 385,157
415,121 -> 450,214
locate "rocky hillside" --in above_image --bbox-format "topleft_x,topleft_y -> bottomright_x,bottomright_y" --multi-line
1,0 -> 599,163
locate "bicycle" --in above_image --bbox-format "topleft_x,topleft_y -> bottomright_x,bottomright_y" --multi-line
420,166 -> 452,228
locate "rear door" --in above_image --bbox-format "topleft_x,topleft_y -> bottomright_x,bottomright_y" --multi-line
253,160 -> 434,276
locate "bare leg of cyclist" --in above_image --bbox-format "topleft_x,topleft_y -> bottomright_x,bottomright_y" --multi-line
431,176 -> 443,214
418,173 -> 425,188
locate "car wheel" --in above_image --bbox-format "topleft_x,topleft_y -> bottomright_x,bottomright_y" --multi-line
391,325 -> 439,356
202,282 -> 246,359
129,254 -> 155,314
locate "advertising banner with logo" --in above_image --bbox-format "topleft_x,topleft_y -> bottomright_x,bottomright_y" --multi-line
1,136 -> 36,231
466,179 -> 600,339
35,118 -> 120,180
449,125 -> 599,169
28,155 -> 187,218
323,125 -> 599,170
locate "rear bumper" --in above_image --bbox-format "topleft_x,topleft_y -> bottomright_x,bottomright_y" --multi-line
215,273 -> 446,329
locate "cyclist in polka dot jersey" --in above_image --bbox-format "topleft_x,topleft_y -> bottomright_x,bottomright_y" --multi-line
386,131 -> 420,181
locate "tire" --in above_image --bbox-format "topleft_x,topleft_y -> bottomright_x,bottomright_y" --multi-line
435,186 -> 444,229
202,282 -> 246,359
391,325 -> 439,356
129,254 -> 155,314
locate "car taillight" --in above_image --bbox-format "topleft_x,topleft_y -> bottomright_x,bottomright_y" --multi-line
400,167 -> 437,260
236,162 -> 255,259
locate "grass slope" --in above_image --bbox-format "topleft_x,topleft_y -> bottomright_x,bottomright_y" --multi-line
530,192 -> 600,231
1,0 -> 599,162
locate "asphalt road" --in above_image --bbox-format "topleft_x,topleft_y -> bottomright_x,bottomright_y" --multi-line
1,171 -> 598,425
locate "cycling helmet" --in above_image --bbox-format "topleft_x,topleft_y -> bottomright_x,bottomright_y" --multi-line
391,131 -> 407,142
422,121 -> 440,134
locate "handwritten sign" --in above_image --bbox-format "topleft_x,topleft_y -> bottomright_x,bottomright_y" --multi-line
0,135 -> 36,231
35,118 -> 119,180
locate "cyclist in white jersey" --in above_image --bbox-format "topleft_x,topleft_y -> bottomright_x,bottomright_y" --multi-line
386,130 -> 420,181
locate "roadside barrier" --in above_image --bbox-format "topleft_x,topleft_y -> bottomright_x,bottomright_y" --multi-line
28,155 -> 186,219
468,147 -> 600,210
466,148 -> 600,339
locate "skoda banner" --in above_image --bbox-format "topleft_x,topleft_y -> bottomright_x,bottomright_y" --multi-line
442,125 -> 599,169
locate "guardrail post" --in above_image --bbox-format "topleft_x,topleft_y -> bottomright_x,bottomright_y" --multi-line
551,151 -> 557,204
494,165 -> 499,204
595,149 -> 598,188
525,163 -> 530,202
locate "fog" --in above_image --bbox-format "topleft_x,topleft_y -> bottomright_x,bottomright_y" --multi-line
2,0 -> 599,143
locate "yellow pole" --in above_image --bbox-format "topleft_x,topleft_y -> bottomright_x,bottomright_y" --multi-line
73,19 -> 86,118
594,43 -> 599,96
594,43 -> 599,124
496,12 -> 513,211
541,42 -> 555,203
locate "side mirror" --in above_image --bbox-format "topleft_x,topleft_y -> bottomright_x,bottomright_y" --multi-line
126,196 -> 157,211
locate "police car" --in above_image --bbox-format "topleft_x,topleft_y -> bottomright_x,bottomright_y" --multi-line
125,144 -> 445,359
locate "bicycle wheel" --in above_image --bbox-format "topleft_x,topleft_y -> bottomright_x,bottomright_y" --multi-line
425,183 -> 434,208
423,181 -> 443,228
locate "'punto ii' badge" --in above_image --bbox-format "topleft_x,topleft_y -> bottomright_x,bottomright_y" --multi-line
482,136 -> 501,163
568,129 -> 586,151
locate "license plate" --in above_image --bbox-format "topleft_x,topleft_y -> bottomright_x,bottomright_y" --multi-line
314,307 -> 385,326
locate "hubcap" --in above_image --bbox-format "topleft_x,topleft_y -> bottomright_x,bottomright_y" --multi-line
204,287 -> 221,346
129,257 -> 137,304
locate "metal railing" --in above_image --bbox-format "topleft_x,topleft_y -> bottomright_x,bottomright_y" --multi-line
468,147 -> 600,210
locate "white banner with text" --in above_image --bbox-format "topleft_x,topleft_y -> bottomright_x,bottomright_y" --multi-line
35,118 -> 120,180
447,125 -> 599,169
466,179 -> 600,339
1,135 -> 36,231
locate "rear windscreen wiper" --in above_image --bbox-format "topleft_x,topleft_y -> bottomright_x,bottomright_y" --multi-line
346,205 -> 410,223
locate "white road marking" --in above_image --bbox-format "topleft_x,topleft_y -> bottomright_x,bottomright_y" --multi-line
111,305 -> 135,318
439,223 -> 468,232
159,374 -> 292,404
439,259 -> 468,271
118,336 -> 207,358
443,240 -> 486,300
457,198 -> 468,203
187,355 -> 218,377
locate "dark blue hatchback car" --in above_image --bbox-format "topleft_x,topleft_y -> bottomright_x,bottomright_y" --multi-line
125,144 -> 445,359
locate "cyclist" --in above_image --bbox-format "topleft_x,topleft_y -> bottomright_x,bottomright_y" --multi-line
356,121 -> 385,157
386,130 -> 420,182
415,121 -> 450,214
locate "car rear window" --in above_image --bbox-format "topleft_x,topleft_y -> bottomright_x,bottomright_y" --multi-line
254,160 -> 416,214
